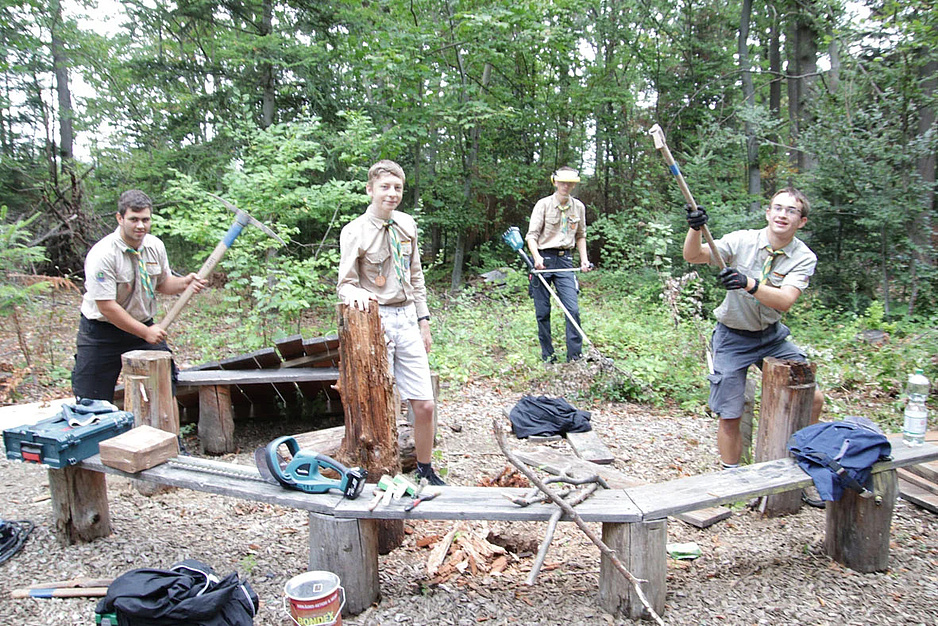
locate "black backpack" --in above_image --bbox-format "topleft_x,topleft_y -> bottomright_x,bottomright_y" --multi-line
96,559 -> 258,626
787,416 -> 892,502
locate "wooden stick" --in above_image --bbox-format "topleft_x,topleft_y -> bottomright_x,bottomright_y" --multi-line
27,577 -> 113,590
649,123 -> 726,270
526,482 -> 599,585
11,586 -> 109,599
493,419 -> 665,626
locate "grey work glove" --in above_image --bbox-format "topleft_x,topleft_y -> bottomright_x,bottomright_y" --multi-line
718,267 -> 748,290
685,204 -> 708,231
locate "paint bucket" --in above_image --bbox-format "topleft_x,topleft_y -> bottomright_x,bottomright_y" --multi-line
283,571 -> 345,626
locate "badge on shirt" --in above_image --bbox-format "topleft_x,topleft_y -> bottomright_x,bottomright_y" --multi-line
96,271 -> 106,282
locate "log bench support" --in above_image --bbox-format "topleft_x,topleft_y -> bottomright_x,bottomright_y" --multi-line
308,512 -> 380,614
599,519 -> 667,619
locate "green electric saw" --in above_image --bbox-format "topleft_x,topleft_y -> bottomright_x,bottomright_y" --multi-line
254,436 -> 367,499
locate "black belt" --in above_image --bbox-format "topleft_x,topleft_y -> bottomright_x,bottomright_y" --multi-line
82,314 -> 154,326
722,321 -> 779,338
539,248 -> 573,256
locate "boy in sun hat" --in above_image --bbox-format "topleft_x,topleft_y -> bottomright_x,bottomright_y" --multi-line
525,167 -> 593,363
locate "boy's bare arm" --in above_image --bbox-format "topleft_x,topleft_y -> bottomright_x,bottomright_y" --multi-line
683,228 -> 710,264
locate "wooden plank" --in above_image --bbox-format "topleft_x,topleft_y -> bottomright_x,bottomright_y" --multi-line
566,429 -> 615,464
629,441 -> 938,520
897,468 -> 938,496
333,484 -> 642,523
902,460 -> 938,484
80,455 -> 342,514
898,477 -> 938,514
675,506 -> 733,528
275,334 -> 305,360
177,367 -> 340,386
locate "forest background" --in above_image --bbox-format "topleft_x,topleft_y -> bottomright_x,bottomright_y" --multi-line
0,0 -> 936,433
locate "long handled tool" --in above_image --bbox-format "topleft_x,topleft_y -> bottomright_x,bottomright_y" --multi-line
158,194 -> 286,330
648,124 -> 725,269
501,227 -> 590,347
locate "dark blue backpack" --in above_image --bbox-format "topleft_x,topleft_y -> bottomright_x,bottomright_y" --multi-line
787,416 -> 892,502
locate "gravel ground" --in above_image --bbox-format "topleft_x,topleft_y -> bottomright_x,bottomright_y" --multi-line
2,362 -> 938,625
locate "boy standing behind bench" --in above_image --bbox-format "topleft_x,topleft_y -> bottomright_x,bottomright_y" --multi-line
337,160 -> 445,486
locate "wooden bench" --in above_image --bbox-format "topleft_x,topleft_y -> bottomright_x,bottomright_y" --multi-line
76,438 -> 938,621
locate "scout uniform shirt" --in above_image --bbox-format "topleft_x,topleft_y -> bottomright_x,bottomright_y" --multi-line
337,207 -> 431,320
80,229 -> 170,323
711,228 -> 817,332
525,194 -> 587,250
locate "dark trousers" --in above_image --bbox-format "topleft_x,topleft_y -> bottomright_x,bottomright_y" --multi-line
71,315 -> 176,402
529,250 -> 582,362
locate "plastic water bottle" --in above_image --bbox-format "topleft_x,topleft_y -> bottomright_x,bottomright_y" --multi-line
902,369 -> 930,446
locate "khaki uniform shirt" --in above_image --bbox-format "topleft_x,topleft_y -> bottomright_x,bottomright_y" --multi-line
712,228 -> 817,332
525,194 -> 587,250
80,229 -> 170,322
337,207 -> 430,320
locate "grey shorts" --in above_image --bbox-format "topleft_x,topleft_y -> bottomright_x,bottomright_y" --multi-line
379,304 -> 434,402
708,322 -> 806,420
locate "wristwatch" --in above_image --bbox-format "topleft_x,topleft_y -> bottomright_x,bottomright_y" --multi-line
746,281 -> 759,295
417,315 -> 430,322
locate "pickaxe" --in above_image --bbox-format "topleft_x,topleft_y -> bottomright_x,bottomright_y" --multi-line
501,226 -> 591,347
648,124 -> 726,269
158,194 -> 286,330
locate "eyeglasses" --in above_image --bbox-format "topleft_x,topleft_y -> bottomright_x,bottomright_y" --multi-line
768,204 -> 802,217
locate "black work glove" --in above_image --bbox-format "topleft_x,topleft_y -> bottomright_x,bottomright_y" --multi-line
685,204 -> 708,230
718,267 -> 748,290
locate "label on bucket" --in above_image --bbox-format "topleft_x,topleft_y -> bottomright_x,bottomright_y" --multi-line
285,571 -> 344,626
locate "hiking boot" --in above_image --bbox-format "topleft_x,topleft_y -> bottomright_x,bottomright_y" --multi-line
802,486 -> 826,509
416,464 -> 447,486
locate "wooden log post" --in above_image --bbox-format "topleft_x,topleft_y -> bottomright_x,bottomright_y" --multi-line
825,469 -> 898,572
334,303 -> 404,554
755,357 -> 817,516
308,512 -> 380,616
121,350 -> 178,495
598,519 -> 667,620
198,385 -> 235,454
121,350 -> 179,434
47,465 -> 111,544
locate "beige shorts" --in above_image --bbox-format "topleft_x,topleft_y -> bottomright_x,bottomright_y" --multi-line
379,304 -> 433,401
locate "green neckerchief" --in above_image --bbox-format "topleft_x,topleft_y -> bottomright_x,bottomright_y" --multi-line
126,247 -> 156,300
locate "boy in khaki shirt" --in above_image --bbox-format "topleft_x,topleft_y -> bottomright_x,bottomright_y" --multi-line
337,160 -> 444,486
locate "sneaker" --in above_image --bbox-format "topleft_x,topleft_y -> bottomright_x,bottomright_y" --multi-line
416,465 -> 447,486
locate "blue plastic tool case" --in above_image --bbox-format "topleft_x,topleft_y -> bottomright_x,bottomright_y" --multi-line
3,410 -> 135,468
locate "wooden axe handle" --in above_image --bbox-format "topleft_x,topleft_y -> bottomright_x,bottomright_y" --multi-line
11,586 -> 109,599
649,124 -> 726,269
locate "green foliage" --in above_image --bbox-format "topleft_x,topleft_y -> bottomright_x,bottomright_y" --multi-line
0,205 -> 49,314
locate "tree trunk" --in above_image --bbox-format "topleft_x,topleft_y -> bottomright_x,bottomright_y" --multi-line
50,0 -> 73,166
910,55 -> 937,317
260,0 -> 275,128
786,6 -> 820,175
738,0 -> 761,210
335,303 -> 404,554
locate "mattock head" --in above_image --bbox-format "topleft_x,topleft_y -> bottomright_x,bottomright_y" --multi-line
649,123 -> 666,149
207,192 -> 287,247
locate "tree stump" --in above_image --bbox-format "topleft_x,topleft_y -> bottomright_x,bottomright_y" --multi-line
198,385 -> 235,454
308,512 -> 379,615
825,469 -> 898,572
48,465 -> 111,544
755,357 -> 816,516
121,350 -> 178,495
335,303 -> 403,554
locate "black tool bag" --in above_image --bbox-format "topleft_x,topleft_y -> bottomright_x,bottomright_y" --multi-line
96,559 -> 258,626
787,416 -> 892,502
509,395 -> 592,438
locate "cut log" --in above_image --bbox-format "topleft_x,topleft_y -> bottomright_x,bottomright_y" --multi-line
825,469 -> 897,572
755,358 -> 816,516
48,465 -> 111,545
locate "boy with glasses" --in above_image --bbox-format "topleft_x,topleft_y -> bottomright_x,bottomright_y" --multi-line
682,187 -> 823,469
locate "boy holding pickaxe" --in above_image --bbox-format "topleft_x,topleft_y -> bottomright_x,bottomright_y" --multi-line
525,167 -> 593,363
682,188 -> 824,469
